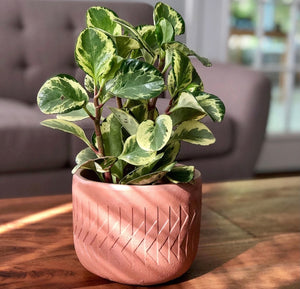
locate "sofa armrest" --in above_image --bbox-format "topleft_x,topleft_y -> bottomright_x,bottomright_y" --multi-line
187,59 -> 271,181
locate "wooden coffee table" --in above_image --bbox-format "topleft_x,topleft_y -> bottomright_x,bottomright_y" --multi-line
0,176 -> 299,289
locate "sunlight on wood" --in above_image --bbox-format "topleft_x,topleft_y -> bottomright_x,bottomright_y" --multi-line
0,202 -> 72,234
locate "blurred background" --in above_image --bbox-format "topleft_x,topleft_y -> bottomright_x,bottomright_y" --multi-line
104,0 -> 300,176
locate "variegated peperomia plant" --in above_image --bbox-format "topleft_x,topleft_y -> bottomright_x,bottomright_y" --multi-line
37,2 -> 225,185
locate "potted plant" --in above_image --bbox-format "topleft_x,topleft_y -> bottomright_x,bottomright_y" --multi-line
37,2 -> 225,285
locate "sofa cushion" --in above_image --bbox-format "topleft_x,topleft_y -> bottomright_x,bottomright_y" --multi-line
0,99 -> 69,173
0,0 -> 154,105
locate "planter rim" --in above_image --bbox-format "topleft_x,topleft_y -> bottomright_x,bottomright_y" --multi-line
74,168 -> 201,189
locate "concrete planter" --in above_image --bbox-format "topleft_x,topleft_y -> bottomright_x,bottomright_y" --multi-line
72,169 -> 202,285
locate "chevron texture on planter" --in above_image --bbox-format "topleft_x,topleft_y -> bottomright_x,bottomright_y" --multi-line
72,169 -> 202,285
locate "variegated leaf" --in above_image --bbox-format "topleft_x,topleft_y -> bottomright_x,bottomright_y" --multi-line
114,36 -> 140,58
41,119 -> 91,147
84,74 -> 95,92
57,102 -> 95,121
154,2 -> 185,35
168,50 -> 194,96
75,147 -> 97,165
167,68 -> 176,97
118,135 -> 156,166
75,28 -> 116,81
72,147 -> 98,174
109,107 -> 139,135
155,18 -> 174,45
37,74 -> 89,114
136,115 -> 172,152
86,6 -> 122,35
173,120 -> 215,145
136,25 -> 160,52
74,156 -> 117,175
167,165 -> 194,183
170,91 -> 205,113
107,59 -> 165,100
195,92 -> 226,122
99,55 -> 124,87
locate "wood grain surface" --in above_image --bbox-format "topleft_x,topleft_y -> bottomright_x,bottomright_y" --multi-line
0,176 -> 299,289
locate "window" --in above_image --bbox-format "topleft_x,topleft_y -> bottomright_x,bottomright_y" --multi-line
229,0 -> 300,133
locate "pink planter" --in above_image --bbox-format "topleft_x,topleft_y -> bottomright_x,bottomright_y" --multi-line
72,169 -> 202,285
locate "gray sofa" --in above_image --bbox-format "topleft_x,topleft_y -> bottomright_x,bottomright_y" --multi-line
0,0 -> 271,198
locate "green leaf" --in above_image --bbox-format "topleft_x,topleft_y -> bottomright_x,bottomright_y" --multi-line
113,17 -> 154,57
168,50 -> 194,96
37,74 -> 89,114
154,141 -> 180,170
129,103 -> 148,123
167,166 -> 194,183
86,6 -> 122,35
75,28 -> 116,81
170,108 -> 206,126
195,92 -> 226,122
190,50 -> 212,67
163,42 -> 212,67
57,102 -> 95,121
123,161 -> 175,185
155,18 -> 174,45
120,153 -> 164,184
136,115 -> 172,152
101,114 -> 124,157
41,119 -> 91,147
109,107 -> 139,135
118,135 -> 156,166
107,59 -> 165,100
114,36 -> 140,58
101,115 -> 125,180
154,2 -> 185,35
123,171 -> 167,185
173,120 -> 215,145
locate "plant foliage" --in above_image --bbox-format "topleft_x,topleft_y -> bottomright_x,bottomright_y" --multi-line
37,2 -> 225,185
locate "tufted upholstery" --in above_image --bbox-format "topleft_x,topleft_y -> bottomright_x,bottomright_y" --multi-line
0,0 -> 153,104
0,0 -> 271,197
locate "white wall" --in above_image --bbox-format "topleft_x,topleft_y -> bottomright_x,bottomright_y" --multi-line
100,0 -> 230,61
185,0 -> 230,62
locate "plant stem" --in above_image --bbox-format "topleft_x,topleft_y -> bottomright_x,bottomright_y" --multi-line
104,172 -> 112,183
165,98 -> 173,115
83,106 -> 95,121
93,86 -> 104,157
116,97 -> 122,109
148,55 -> 165,120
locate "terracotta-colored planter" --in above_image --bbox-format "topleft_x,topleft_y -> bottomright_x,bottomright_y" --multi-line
72,169 -> 202,285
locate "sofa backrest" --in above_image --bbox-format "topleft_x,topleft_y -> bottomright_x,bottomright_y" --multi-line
0,0 -> 153,104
